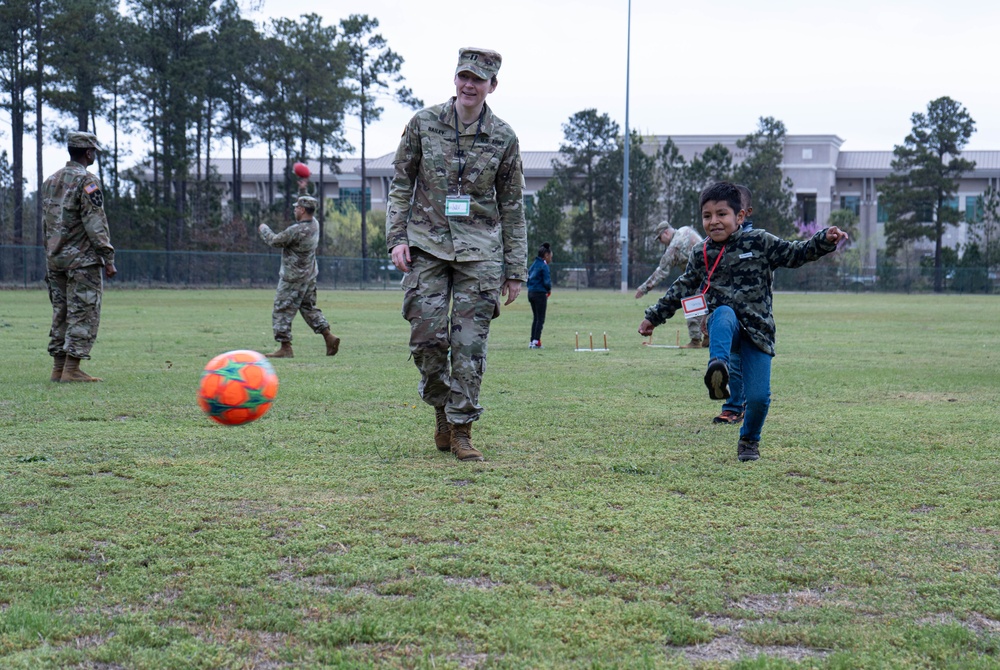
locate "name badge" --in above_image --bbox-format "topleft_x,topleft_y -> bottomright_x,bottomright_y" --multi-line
681,294 -> 708,319
445,195 -> 471,217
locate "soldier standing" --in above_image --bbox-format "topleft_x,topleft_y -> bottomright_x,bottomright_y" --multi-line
258,195 -> 340,359
42,131 -> 117,382
635,222 -> 707,348
386,47 -> 528,462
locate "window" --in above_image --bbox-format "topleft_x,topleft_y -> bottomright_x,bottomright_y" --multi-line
801,148 -> 813,160
942,197 -> 959,211
877,202 -> 888,223
523,194 -> 535,218
840,196 -> 860,216
966,195 -> 982,223
335,187 -> 371,212
796,194 -> 816,223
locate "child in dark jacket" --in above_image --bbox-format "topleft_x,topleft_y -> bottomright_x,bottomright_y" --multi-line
527,242 -> 552,348
638,182 -> 849,462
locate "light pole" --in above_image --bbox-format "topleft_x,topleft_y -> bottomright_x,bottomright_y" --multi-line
620,0 -> 631,293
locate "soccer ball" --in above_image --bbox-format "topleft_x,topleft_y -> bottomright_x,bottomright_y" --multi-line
197,350 -> 279,426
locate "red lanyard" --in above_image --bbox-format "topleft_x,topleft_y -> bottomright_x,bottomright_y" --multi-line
701,241 -> 725,295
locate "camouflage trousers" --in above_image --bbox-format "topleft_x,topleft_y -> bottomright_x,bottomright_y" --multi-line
46,264 -> 104,360
272,278 -> 330,343
688,313 -> 706,341
400,250 -> 503,424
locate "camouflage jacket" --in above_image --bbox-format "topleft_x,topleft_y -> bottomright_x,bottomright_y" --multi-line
259,217 -> 320,283
636,225 -> 704,295
385,98 -> 527,281
644,228 -> 837,355
41,161 -> 114,270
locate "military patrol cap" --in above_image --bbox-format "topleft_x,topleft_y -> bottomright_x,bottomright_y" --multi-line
654,221 -> 675,237
67,131 -> 102,152
295,195 -> 318,211
455,47 -> 502,80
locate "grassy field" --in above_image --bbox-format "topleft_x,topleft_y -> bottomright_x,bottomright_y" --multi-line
1,287 -> 998,669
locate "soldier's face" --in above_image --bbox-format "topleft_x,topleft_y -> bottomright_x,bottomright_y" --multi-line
701,200 -> 745,243
454,71 -> 495,112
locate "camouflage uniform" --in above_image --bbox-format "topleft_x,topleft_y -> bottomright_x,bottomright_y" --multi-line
42,134 -> 115,361
386,89 -> 527,424
644,227 -> 838,356
637,224 -> 705,342
259,201 -> 330,343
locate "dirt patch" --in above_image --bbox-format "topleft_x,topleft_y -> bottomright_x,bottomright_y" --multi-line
678,634 -> 829,663
442,576 -> 502,590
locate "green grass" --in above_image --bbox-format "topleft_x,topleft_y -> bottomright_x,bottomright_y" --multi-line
1,288 -> 998,669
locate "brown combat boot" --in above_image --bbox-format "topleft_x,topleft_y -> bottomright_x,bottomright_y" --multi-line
450,422 -> 483,462
434,406 -> 452,451
50,354 -> 67,382
681,338 -> 703,349
266,342 -> 294,358
321,329 -> 340,356
60,356 -> 102,382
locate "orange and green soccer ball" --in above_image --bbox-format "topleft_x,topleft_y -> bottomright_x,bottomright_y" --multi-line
197,350 -> 279,425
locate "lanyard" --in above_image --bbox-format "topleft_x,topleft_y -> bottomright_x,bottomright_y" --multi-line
701,241 -> 726,295
453,102 -> 485,194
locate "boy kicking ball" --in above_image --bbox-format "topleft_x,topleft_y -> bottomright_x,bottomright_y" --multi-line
638,181 -> 849,462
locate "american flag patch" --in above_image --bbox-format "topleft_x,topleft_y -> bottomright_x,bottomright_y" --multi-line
84,182 -> 99,194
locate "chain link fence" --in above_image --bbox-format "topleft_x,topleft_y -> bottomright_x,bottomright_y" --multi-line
1,245 -> 996,293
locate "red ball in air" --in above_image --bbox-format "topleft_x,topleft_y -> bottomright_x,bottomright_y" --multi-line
293,162 -> 310,179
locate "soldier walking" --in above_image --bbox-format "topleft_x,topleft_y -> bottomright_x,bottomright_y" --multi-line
258,195 -> 340,359
42,131 -> 117,382
386,47 -> 528,462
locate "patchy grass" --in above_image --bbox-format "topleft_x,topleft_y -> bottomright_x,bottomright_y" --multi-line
0,288 -> 998,668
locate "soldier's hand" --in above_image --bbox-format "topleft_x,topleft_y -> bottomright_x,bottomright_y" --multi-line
391,244 -> 411,272
634,288 -> 645,299
105,262 -> 117,279
501,279 -> 522,305
638,319 -> 655,337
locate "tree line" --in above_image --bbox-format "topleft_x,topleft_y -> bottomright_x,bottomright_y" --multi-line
0,0 -> 417,257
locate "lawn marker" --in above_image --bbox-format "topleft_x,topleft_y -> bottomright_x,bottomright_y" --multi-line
575,331 -> 609,352
642,329 -> 682,349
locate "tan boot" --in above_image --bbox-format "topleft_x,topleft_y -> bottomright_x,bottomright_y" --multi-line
681,339 -> 703,349
450,422 -> 483,462
702,334 -> 710,348
50,354 -> 67,382
321,329 -> 340,356
60,356 -> 102,382
434,406 -> 452,451
266,342 -> 294,358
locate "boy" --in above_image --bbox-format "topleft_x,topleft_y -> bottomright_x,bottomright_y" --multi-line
712,184 -> 754,425
638,181 -> 849,462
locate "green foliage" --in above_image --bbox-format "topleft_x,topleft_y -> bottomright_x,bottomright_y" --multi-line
1,290 -> 999,667
827,208 -> 859,240
878,96 -> 976,291
733,117 -> 797,238
527,179 -> 567,260
553,109 -> 620,266
593,131 -> 661,266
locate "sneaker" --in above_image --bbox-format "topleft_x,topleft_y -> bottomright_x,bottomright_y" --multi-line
737,438 -> 760,462
704,358 -> 730,400
713,410 -> 744,425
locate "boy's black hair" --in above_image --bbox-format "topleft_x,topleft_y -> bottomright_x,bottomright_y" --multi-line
537,242 -> 551,258
699,181 -> 743,215
735,184 -> 753,210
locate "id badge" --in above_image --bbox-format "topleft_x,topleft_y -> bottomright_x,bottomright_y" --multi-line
681,294 -> 708,319
445,195 -> 471,218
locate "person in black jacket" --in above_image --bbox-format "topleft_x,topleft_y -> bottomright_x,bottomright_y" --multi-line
527,242 -> 552,348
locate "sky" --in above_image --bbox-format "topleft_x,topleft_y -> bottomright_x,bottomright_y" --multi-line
11,0 -> 1000,188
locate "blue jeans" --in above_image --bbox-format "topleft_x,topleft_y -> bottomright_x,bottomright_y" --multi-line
707,306 -> 772,442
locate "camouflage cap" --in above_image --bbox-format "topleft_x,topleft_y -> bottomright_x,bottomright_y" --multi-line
455,47 -> 502,80
295,195 -> 318,211
67,131 -> 102,151
654,221 -> 675,237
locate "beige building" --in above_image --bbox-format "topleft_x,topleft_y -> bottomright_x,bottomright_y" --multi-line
152,137 -> 1000,273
